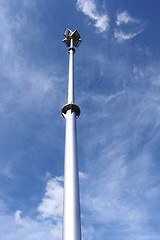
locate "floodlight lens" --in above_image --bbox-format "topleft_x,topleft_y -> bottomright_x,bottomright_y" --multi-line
64,28 -> 73,37
74,30 -> 80,40
64,28 -> 69,37
63,38 -> 71,47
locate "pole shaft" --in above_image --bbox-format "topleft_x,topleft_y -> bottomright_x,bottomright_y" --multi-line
63,110 -> 81,240
62,39 -> 81,240
68,39 -> 74,103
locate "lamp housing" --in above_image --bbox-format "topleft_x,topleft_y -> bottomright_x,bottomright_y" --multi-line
63,28 -> 82,47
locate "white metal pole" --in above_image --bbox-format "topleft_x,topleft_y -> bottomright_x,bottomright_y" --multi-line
68,38 -> 74,103
62,38 -> 81,240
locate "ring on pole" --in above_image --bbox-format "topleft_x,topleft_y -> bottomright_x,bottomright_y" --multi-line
62,103 -> 80,119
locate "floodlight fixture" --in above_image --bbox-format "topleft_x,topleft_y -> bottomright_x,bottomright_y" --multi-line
63,28 -> 73,37
63,28 -> 82,47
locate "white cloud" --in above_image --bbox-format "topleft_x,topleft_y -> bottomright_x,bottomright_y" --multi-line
38,172 -> 87,220
76,61 -> 160,238
79,171 -> 88,180
0,198 -> 61,240
116,11 -> 139,26
115,10 -> 144,41
76,0 -> 109,32
0,213 -> 61,240
38,177 -> 63,220
114,28 -> 143,41
0,0 -> 65,109
0,0 -> 66,178
15,210 -> 23,224
80,140 -> 160,238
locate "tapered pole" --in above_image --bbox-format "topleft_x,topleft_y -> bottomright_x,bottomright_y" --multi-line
68,39 -> 74,103
62,30 -> 82,240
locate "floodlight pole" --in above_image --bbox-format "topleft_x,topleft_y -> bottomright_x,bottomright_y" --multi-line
62,33 -> 81,240
68,38 -> 74,103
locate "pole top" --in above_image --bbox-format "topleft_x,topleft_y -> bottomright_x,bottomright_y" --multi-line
62,28 -> 82,47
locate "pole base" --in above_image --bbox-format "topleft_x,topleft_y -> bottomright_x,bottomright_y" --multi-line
62,103 -> 80,119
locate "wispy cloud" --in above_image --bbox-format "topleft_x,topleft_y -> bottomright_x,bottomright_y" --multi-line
116,11 -> 139,26
0,0 -> 66,181
79,171 -> 88,180
114,28 -> 144,41
38,177 -> 63,220
15,210 -> 23,224
76,0 -> 109,32
0,212 -> 61,240
115,10 -> 144,41
75,58 -> 160,239
0,198 -> 61,240
38,172 -> 87,220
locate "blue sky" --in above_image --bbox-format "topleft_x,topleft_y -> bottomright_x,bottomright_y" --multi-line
0,0 -> 160,239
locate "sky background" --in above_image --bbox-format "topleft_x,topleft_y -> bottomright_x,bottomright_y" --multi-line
0,0 -> 160,239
